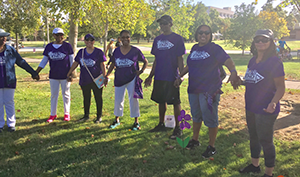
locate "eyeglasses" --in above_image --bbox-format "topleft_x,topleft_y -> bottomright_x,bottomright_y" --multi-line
198,31 -> 210,35
254,38 -> 270,43
85,38 -> 94,41
55,33 -> 64,36
159,21 -> 169,26
121,36 -> 130,39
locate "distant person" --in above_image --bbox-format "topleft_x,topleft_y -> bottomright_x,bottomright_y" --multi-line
144,15 -> 185,139
106,39 -> 115,69
105,30 -> 148,130
278,37 -> 289,54
238,29 -> 285,177
36,28 -> 74,123
0,28 -> 39,132
67,34 -> 106,123
115,37 -> 122,48
174,25 -> 240,158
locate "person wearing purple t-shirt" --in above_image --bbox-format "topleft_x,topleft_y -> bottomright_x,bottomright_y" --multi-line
67,34 -> 106,123
145,15 -> 185,139
105,30 -> 148,130
238,30 -> 285,177
174,25 -> 240,158
36,28 -> 74,123
0,28 -> 39,133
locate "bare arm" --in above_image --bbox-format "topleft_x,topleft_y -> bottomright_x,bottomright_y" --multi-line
174,65 -> 189,88
177,55 -> 184,73
136,58 -> 148,76
144,58 -> 156,87
263,76 -> 285,113
224,58 -> 241,89
66,61 -> 79,82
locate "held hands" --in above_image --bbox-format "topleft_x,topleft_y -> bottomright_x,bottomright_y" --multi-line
104,77 -> 109,87
174,77 -> 183,88
144,77 -> 152,88
263,102 -> 276,113
136,70 -> 143,76
67,75 -> 73,82
227,72 -> 242,90
32,75 -> 40,81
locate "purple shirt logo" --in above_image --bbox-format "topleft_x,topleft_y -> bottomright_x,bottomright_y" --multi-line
115,58 -> 134,68
157,40 -> 174,50
48,51 -> 66,60
80,58 -> 96,67
244,69 -> 264,84
190,51 -> 210,60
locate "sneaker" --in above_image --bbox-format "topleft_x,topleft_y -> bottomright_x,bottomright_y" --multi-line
186,139 -> 200,149
239,164 -> 261,174
7,127 -> 16,132
64,114 -> 70,121
78,116 -> 89,122
0,127 -> 3,133
108,120 -> 120,129
94,117 -> 102,124
262,174 -> 273,177
149,122 -> 167,132
169,126 -> 183,140
131,122 -> 141,131
202,145 -> 217,158
47,115 -> 57,123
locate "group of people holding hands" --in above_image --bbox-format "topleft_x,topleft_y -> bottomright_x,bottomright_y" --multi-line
0,14 -> 284,177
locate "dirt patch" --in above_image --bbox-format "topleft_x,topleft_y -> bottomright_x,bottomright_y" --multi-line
219,92 -> 300,141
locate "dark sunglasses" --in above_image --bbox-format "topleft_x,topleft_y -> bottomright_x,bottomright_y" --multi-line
159,21 -> 169,26
55,33 -> 64,36
198,31 -> 210,35
254,38 -> 270,43
85,38 -> 94,41
121,36 -> 130,39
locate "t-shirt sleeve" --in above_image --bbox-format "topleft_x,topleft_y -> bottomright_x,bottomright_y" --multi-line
68,43 -> 74,55
151,38 -> 157,55
42,44 -> 50,56
137,48 -> 145,61
270,57 -> 285,78
176,35 -> 186,57
101,50 -> 107,62
214,44 -> 230,64
74,49 -> 83,63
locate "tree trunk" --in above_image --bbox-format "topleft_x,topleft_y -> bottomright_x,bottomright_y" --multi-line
137,35 -> 140,44
103,17 -> 108,54
46,14 -> 50,43
242,49 -> 244,55
69,13 -> 78,77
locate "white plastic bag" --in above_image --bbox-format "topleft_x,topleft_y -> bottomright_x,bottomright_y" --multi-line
165,115 -> 175,128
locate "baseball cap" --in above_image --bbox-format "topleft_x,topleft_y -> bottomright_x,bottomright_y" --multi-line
0,28 -> 10,37
157,15 -> 173,23
254,29 -> 273,40
110,38 -> 115,41
52,28 -> 64,34
84,34 -> 95,40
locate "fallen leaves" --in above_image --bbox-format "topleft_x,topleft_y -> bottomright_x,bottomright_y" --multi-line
165,145 -> 174,150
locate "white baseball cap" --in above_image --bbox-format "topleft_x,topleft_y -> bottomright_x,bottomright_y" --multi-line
0,28 -> 10,37
52,28 -> 64,34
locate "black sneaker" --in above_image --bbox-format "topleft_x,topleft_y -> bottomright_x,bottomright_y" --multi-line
262,174 -> 273,177
149,122 -> 167,132
239,164 -> 261,174
78,116 -> 89,122
202,145 -> 217,158
169,126 -> 183,140
7,127 -> 16,132
131,122 -> 141,131
108,120 -> 120,129
186,139 -> 200,149
94,117 -> 102,124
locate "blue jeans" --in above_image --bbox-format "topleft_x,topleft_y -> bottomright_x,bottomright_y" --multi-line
188,93 -> 220,128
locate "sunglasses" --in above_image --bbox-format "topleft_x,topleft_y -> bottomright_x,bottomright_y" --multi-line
254,38 -> 270,43
198,31 -> 210,35
85,38 -> 94,41
55,33 -> 64,36
121,36 -> 130,39
159,21 -> 169,26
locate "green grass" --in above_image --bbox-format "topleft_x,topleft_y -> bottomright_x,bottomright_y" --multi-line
0,64 -> 299,177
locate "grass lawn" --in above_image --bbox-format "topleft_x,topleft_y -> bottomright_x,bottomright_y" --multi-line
0,63 -> 299,177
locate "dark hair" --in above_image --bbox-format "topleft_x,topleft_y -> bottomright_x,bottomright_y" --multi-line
120,30 -> 130,36
250,38 -> 277,61
194,25 -> 212,43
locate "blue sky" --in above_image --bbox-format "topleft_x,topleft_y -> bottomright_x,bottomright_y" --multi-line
196,0 -> 283,11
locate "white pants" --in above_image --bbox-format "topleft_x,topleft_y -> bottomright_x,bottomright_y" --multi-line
50,79 -> 70,116
0,88 -> 15,128
114,78 -> 140,117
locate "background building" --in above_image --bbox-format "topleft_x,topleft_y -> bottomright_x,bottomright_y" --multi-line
207,6 -> 234,18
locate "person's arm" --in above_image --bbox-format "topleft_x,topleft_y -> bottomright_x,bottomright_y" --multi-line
263,76 -> 285,113
105,44 -> 109,57
144,58 -> 156,87
14,49 -> 39,80
36,55 -> 49,74
224,58 -> 241,89
136,58 -> 148,76
174,65 -> 189,88
177,55 -> 184,73
66,61 -> 79,82
69,54 -> 74,66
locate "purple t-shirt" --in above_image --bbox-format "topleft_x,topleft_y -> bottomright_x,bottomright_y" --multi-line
111,46 -> 145,87
75,48 -> 106,86
187,43 -> 229,94
43,42 -> 74,79
151,32 -> 186,82
0,51 -> 16,89
244,56 -> 285,115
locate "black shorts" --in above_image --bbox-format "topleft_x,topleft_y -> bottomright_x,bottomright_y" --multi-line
151,80 -> 181,105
